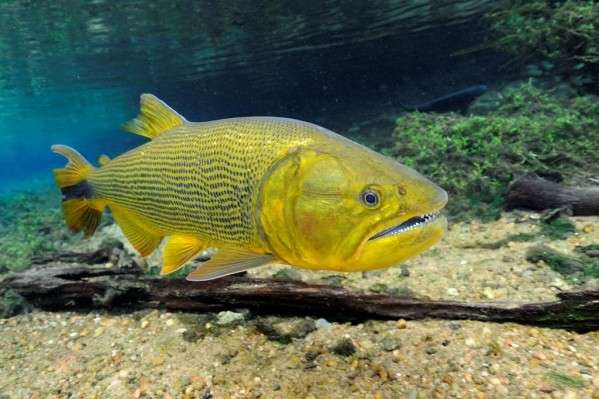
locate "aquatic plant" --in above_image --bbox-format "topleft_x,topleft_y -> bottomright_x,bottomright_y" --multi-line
390,83 -> 599,219
0,290 -> 29,318
487,0 -> 599,90
0,191 -> 79,273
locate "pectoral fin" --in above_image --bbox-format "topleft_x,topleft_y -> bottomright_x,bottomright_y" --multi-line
186,247 -> 273,281
161,235 -> 206,275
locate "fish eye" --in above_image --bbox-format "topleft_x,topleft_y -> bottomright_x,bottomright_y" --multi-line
360,188 -> 380,208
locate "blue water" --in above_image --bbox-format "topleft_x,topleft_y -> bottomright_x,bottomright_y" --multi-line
0,0 -> 505,192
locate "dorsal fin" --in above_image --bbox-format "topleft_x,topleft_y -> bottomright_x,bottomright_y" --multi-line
122,94 -> 186,140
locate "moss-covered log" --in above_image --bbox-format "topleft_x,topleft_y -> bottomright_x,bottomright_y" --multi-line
1,256 -> 597,332
506,174 -> 599,215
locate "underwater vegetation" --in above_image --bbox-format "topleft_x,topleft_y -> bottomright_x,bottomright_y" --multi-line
487,0 -> 599,90
0,192 -> 72,272
389,83 -> 599,220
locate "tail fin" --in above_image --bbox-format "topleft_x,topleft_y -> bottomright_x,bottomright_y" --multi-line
51,145 -> 104,237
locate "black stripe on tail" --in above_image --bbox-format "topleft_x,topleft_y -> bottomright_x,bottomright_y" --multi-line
60,181 -> 95,201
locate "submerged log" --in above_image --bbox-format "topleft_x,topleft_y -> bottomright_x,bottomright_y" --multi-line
1,260 -> 597,332
506,173 -> 599,216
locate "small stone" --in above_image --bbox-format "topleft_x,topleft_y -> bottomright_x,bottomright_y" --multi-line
331,338 -> 356,356
165,319 -> 175,327
216,311 -> 245,326
465,338 -> 476,347
400,264 -> 410,277
140,320 -> 149,329
582,224 -> 595,233
532,352 -> 546,360
425,347 -> 437,355
272,267 -> 303,281
315,318 -> 332,329
446,288 -> 458,296
381,338 -> 401,351
396,319 -> 407,329
482,287 -> 495,299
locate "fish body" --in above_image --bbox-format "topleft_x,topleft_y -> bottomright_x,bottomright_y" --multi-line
402,84 -> 488,114
52,94 -> 447,280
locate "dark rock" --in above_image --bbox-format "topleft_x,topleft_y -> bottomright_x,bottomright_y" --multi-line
400,264 -> 410,277
255,317 -> 316,343
575,244 -> 599,258
272,268 -> 303,281
331,338 -> 356,356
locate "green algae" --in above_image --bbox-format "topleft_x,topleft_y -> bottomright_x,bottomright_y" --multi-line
546,370 -> 585,389
487,0 -> 599,90
526,243 -> 599,283
539,211 -> 577,240
0,290 -> 29,318
0,192 -> 71,273
390,83 -> 599,220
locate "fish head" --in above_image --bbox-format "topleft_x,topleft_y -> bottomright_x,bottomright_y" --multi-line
259,143 -> 447,272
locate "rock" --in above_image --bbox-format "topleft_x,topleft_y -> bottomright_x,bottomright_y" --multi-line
331,338 -> 356,356
272,268 -> 303,281
319,275 -> 346,287
425,347 -> 437,355
396,319 -> 407,329
400,264 -> 410,277
482,287 -> 495,299
381,338 -> 401,351
216,311 -> 245,326
315,318 -> 332,329
446,288 -> 459,296
255,317 -> 316,343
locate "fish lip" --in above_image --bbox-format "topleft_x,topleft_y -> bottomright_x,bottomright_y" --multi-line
368,210 -> 444,241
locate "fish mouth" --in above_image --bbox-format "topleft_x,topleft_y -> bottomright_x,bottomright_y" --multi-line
368,211 -> 442,241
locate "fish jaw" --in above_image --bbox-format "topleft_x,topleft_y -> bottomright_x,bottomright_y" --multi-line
345,211 -> 447,272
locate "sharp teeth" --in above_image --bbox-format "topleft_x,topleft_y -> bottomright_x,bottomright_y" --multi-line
369,211 -> 441,240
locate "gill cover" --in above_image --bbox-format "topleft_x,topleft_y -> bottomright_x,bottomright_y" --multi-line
259,147 -> 363,269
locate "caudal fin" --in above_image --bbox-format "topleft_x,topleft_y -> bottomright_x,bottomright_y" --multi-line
51,145 -> 104,237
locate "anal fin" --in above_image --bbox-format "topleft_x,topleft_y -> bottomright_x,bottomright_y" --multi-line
110,206 -> 162,257
161,235 -> 206,275
186,247 -> 274,281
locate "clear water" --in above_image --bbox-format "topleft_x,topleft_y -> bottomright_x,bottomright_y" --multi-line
2,2 -> 599,398
0,0 -> 504,190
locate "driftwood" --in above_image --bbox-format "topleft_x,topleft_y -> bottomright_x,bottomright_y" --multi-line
1,250 -> 597,332
506,173 -> 599,215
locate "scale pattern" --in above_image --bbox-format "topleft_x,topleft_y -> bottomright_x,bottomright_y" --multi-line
89,117 -> 320,246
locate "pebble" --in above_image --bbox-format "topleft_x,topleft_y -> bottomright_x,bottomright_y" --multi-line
482,287 -> 495,299
465,338 -> 476,347
315,318 -> 332,329
396,319 -> 407,329
140,320 -> 149,329
216,311 -> 245,326
446,288 -> 459,296
381,338 -> 401,351
331,338 -> 356,357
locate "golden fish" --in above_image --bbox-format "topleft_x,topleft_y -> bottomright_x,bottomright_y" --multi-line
52,94 -> 447,281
